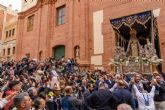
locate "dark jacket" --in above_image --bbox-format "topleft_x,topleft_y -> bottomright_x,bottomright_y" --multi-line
46,97 -> 62,110
113,88 -> 134,107
83,90 -> 93,110
46,101 -> 55,110
105,80 -> 115,89
86,89 -> 117,110
154,81 -> 165,101
61,95 -> 84,110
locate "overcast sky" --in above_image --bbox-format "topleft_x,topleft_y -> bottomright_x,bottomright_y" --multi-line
0,0 -> 21,11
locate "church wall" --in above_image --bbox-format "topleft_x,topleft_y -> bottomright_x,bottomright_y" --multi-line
50,0 -> 90,65
16,7 -> 40,60
16,0 -> 90,66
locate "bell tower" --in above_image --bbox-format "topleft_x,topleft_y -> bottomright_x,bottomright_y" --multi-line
21,0 -> 38,12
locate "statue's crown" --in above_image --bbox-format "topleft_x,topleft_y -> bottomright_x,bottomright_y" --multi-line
130,29 -> 137,35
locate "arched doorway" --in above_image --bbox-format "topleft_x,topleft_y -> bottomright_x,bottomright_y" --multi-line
53,45 -> 65,60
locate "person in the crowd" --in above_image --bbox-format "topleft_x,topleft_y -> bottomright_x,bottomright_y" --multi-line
0,91 -> 17,109
129,73 -> 143,109
46,84 -> 62,110
5,81 -> 22,96
33,97 -> 46,110
67,59 -> 72,73
4,80 -> 22,110
13,92 -> 32,110
130,74 -> 143,92
23,78 -> 36,91
81,79 -> 88,94
117,103 -> 132,110
104,74 -> 115,89
0,57 -> 165,110
113,80 -> 134,107
82,83 -> 94,110
154,74 -> 165,110
27,87 -> 38,100
160,72 -> 165,80
133,82 -> 155,110
50,76 -> 60,89
53,84 -> 62,110
83,83 -> 94,98
87,82 -> 118,110
61,86 -> 84,110
95,75 -> 105,90
142,74 -> 152,92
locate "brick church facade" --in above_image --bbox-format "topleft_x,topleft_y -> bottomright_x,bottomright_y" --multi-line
16,0 -> 165,71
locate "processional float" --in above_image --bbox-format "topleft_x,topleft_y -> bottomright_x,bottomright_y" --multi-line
109,29 -> 163,75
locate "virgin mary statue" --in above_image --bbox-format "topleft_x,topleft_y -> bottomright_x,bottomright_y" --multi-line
126,29 -> 141,57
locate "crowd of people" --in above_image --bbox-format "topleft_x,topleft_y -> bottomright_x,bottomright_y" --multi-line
0,57 -> 165,110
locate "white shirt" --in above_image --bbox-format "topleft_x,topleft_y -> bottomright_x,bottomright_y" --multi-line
50,76 -> 59,89
133,85 -> 155,110
51,70 -> 58,77
0,98 -> 8,109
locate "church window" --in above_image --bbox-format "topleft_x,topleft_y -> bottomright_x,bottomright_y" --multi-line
13,47 -> 15,54
27,15 -> 34,32
12,28 -> 15,36
8,48 -> 10,55
9,30 -> 12,37
57,5 -> 65,25
3,49 -> 5,56
6,31 -> 8,38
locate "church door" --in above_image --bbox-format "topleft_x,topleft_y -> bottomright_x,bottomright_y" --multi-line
53,45 -> 65,60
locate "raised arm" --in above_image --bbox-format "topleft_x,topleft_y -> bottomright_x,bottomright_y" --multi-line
110,83 -> 117,92
149,85 -> 155,97
133,84 -> 141,96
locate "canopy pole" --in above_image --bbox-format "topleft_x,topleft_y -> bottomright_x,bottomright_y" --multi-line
151,11 -> 155,47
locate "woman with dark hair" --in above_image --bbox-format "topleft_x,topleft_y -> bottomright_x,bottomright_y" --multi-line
4,80 -> 21,110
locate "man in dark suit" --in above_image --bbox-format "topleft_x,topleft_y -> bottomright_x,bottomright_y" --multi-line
113,80 -> 134,108
86,82 -> 118,110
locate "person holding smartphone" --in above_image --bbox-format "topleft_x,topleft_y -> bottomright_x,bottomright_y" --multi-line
0,91 -> 18,109
153,74 -> 165,110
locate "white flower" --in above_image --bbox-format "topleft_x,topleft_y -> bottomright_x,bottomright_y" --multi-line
120,59 -> 123,62
136,57 -> 139,60
135,59 -> 139,63
126,61 -> 129,66
142,57 -> 146,60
